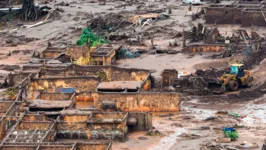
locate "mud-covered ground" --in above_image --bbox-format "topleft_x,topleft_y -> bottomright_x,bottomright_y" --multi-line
113,97 -> 266,150
2,0 -> 266,149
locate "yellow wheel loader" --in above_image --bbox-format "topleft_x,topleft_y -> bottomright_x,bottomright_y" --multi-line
213,63 -> 253,94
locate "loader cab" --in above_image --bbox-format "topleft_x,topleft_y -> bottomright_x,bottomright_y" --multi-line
230,64 -> 245,77
183,0 -> 202,4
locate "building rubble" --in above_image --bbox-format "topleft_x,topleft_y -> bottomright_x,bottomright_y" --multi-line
1,0 -> 266,149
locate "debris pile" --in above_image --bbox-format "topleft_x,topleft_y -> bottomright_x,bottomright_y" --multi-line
128,13 -> 170,26
116,48 -> 140,59
173,69 -> 224,95
21,0 -> 51,21
191,8 -> 204,21
200,142 -> 230,150
142,26 -> 179,38
244,44 -> 266,69
1,34 -> 38,47
89,12 -> 132,33
186,23 -> 224,43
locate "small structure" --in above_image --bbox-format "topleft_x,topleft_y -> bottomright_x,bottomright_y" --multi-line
90,44 -> 118,65
161,69 -> 178,87
65,44 -> 119,66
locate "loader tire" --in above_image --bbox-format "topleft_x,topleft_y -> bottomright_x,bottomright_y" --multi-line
229,80 -> 239,91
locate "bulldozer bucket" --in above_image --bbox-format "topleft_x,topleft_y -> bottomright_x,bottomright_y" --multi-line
208,82 -> 226,94
212,87 -> 226,94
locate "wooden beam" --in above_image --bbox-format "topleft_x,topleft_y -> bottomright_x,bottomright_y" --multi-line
261,10 -> 266,23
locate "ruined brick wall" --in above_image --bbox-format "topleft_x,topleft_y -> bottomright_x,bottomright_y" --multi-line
22,65 -> 45,73
0,146 -> 36,150
62,115 -> 90,122
7,72 -> 33,87
38,93 -> 73,101
91,52 -> 116,66
39,146 -> 72,150
93,92 -> 181,112
22,115 -> 47,121
87,121 -> 127,138
234,8 -> 243,24
0,102 -> 15,118
66,44 -> 90,60
17,121 -> 52,130
242,11 -> 266,27
91,56 -> 106,65
205,7 -> 241,24
39,65 -> 150,82
205,5 -> 266,26
88,121 -> 127,132
76,143 -> 111,150
128,112 -> 152,131
40,50 -> 64,59
0,120 -> 6,141
29,77 -> 100,96
90,113 -> 126,120
104,50 -> 116,65
183,44 -> 225,53
55,113 -> 127,141
39,65 -> 101,78
0,102 -> 13,114
1,143 -> 111,150
162,70 -> 178,87
56,122 -> 87,130
105,67 -> 150,81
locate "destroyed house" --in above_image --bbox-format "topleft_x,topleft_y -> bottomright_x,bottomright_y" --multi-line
0,142 -> 112,150
56,111 -> 128,140
36,44 -> 120,65
0,101 -> 114,148
37,64 -> 151,93
2,63 -> 181,113
28,92 -> 75,111
90,44 -> 118,66
0,96 -> 128,147
0,61 -> 181,149
38,46 -> 65,60
23,64 -> 180,112
1,112 -> 112,148
35,43 -> 118,65
0,64 -> 179,150
205,3 -> 266,27
161,69 -> 178,87
66,44 -> 90,60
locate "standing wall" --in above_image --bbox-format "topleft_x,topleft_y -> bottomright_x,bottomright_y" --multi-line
93,92 -> 181,112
